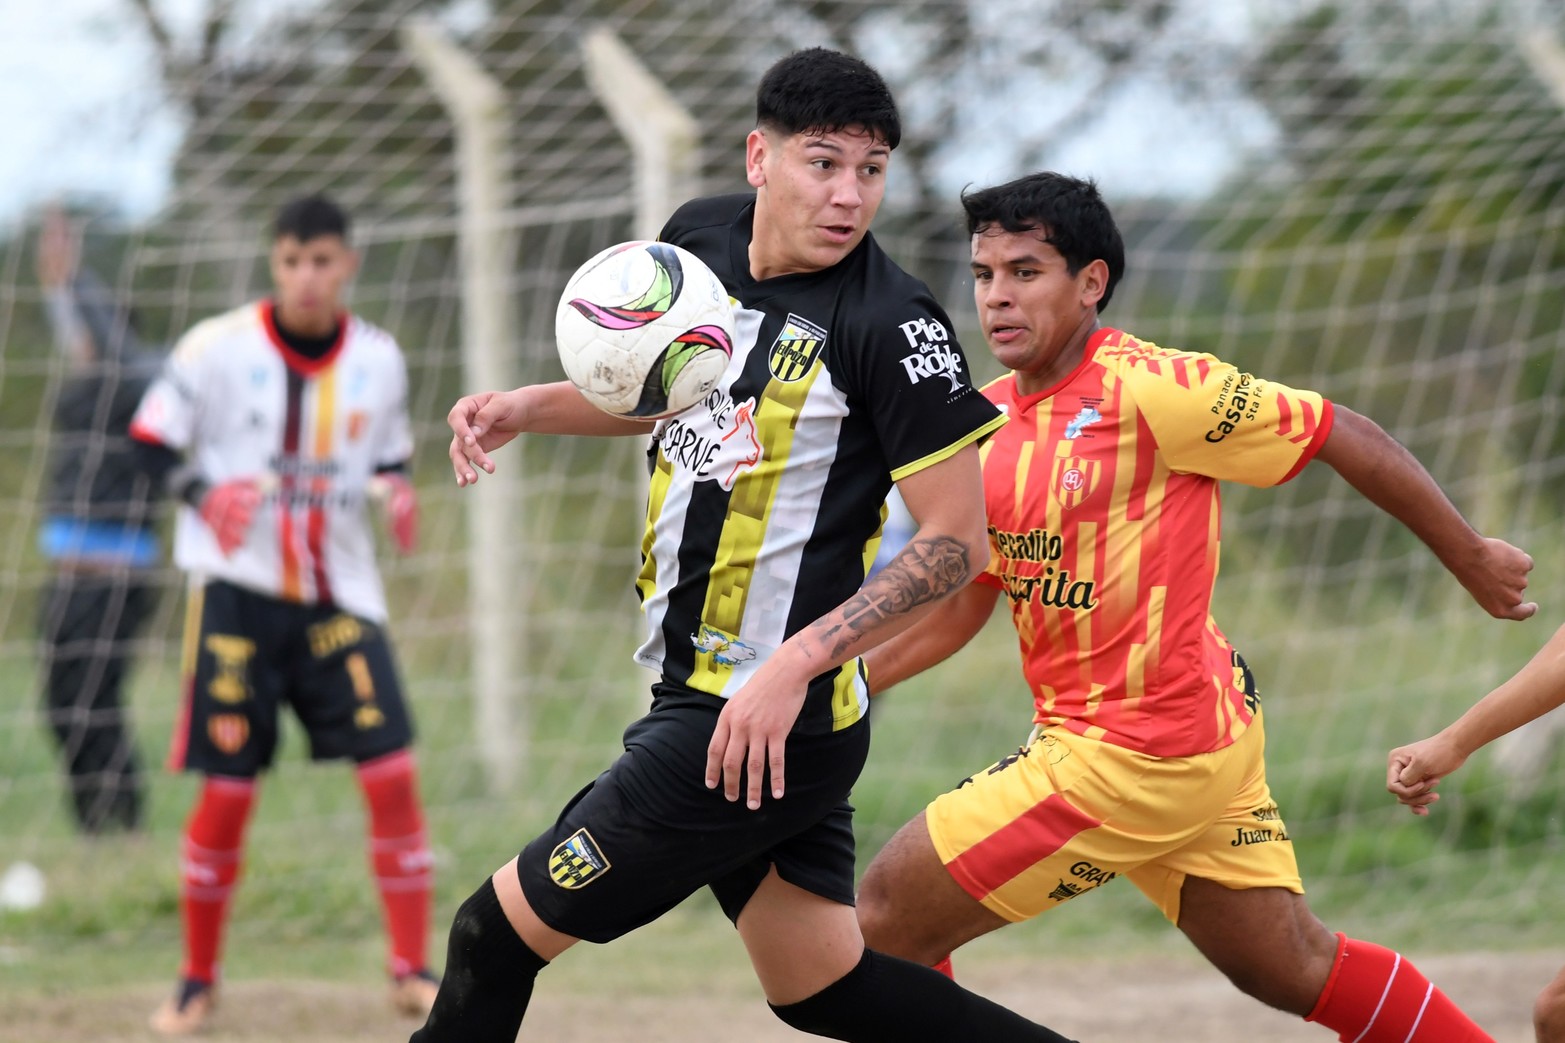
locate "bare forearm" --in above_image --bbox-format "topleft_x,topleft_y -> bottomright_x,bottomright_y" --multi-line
775,533 -> 979,682
1318,407 -> 1534,619
519,381 -> 660,437
1443,623 -> 1565,757
863,582 -> 997,694
1320,407 -> 1481,566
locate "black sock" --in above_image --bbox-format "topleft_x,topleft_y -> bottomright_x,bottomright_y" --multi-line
409,876 -> 549,1043
770,948 -> 1077,1043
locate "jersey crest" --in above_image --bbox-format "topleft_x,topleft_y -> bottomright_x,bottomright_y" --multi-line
1051,455 -> 1100,510
767,313 -> 827,382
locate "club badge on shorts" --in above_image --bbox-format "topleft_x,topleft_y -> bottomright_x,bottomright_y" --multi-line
549,827 -> 612,889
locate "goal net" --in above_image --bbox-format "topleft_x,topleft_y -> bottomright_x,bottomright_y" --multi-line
0,0 -> 1562,993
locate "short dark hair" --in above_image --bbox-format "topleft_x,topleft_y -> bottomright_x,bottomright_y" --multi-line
756,47 -> 901,150
273,194 -> 351,244
961,173 -> 1125,312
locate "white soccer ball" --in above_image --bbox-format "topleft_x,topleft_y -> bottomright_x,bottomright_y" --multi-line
556,240 -> 736,419
0,861 -> 45,911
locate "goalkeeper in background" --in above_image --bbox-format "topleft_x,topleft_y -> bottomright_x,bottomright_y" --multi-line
34,206 -> 163,834
1389,621 -> 1565,1040
853,171 -> 1535,1043
129,194 -> 436,1034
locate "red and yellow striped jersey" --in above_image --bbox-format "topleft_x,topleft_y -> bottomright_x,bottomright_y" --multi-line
976,327 -> 1333,756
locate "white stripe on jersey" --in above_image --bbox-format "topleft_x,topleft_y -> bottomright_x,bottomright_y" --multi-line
632,301 -> 869,722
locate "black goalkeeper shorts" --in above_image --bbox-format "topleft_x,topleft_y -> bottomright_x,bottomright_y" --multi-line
171,579 -> 414,775
517,682 -> 871,944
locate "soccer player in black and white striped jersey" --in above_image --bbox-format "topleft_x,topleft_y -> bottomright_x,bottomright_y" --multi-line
415,48 -> 1081,1043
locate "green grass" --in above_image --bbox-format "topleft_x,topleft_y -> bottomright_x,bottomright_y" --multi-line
2,532 -> 1564,1000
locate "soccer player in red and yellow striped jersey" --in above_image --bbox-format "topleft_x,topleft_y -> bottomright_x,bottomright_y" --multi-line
857,172 -> 1536,1043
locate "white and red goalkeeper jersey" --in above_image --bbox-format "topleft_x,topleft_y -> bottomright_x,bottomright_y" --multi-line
132,300 -> 413,622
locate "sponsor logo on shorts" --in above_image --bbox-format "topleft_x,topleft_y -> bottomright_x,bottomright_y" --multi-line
1231,824 -> 1290,846
549,828 -> 612,889
1070,860 -> 1118,887
1047,879 -> 1087,902
309,614 -> 365,658
345,651 -> 385,730
204,634 -> 256,704
207,713 -> 250,754
1046,862 -> 1118,903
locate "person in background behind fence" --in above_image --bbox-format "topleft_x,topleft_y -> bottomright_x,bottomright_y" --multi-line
129,194 -> 435,1035
1389,620 -> 1565,1041
34,206 -> 164,835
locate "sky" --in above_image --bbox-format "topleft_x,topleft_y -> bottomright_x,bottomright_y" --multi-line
0,0 -> 1273,229
0,0 -> 187,224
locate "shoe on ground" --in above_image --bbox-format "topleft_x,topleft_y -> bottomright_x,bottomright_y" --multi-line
149,978 -> 216,1036
390,968 -> 440,1018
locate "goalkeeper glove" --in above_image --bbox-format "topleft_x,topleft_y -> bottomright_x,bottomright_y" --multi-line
371,473 -> 418,554
198,479 -> 263,557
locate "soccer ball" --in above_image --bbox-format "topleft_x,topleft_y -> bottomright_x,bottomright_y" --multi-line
555,240 -> 736,419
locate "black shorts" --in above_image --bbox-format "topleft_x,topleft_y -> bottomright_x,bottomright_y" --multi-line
170,579 -> 414,776
517,683 -> 871,943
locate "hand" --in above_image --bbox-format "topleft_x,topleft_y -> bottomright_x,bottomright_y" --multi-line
199,479 -> 263,557
1386,734 -> 1467,816
448,390 -> 527,487
35,206 -> 76,289
371,473 -> 417,553
705,668 -> 808,810
1455,537 -> 1537,621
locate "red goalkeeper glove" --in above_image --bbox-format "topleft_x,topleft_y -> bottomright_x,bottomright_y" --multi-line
371,473 -> 418,554
199,479 -> 263,557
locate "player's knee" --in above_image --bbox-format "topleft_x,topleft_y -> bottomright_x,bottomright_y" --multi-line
768,951 -> 871,1036
1534,971 -> 1565,1041
441,876 -> 548,987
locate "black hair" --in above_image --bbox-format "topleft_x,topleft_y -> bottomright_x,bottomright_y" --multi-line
961,172 -> 1125,312
756,47 -> 901,150
273,194 -> 351,244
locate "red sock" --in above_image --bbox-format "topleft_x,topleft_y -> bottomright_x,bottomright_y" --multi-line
1306,933 -> 1494,1042
357,749 -> 433,978
931,955 -> 955,980
179,776 -> 258,984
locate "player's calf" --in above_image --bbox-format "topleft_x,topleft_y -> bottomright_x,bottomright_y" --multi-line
769,948 -> 1079,1043
1305,934 -> 1494,1043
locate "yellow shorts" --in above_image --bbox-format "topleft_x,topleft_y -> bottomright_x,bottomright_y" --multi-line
926,711 -> 1302,925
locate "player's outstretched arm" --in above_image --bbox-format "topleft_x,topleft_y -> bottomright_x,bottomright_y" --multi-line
1314,405 -> 1536,621
862,580 -> 998,697
705,444 -> 989,809
1389,620 -> 1565,815
448,381 -> 656,486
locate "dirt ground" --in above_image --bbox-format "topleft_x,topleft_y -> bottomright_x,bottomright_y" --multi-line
2,950 -> 1558,1042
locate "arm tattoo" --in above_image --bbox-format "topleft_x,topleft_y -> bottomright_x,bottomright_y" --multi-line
814,535 -> 972,661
